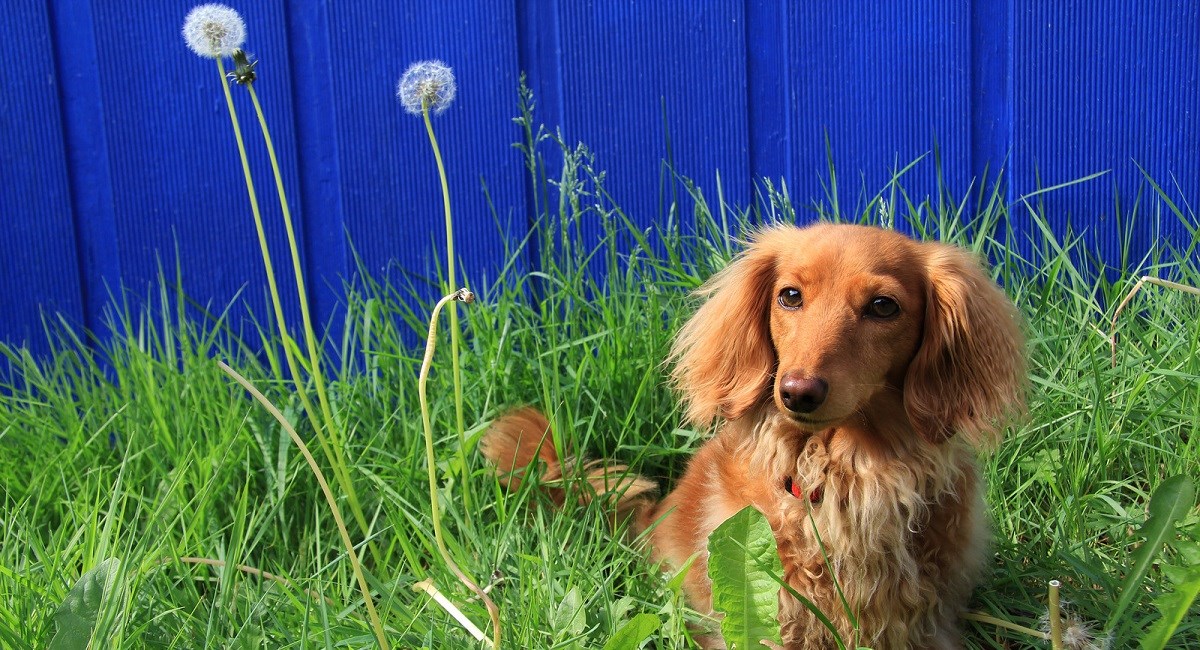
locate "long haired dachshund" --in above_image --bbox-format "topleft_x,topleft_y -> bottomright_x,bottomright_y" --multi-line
483,223 -> 1026,648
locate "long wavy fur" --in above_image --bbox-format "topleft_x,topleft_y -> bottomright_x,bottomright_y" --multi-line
483,223 -> 1026,649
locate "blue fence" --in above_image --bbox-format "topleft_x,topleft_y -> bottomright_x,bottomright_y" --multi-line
3,1 -> 1198,358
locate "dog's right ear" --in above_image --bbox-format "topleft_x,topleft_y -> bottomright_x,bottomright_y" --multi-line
669,238 -> 777,427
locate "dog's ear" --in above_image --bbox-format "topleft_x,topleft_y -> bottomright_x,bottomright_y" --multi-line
904,245 -> 1026,447
669,238 -> 777,427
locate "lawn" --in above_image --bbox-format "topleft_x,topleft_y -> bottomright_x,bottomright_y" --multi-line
2,104 -> 1199,648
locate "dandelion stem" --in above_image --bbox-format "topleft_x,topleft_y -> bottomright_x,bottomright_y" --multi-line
219,361 -> 389,650
1049,579 -> 1064,650
244,82 -> 376,566
419,289 -> 499,649
214,57 -> 348,548
421,99 -> 472,520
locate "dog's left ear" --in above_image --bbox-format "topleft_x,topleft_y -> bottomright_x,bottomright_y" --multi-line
904,245 -> 1026,447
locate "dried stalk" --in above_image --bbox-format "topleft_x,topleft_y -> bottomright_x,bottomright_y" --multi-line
1048,579 -> 1064,650
1110,276 -> 1200,366
219,361 -> 389,649
417,288 -> 501,648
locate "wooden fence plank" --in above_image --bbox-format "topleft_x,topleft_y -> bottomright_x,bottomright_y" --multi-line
1,1 -> 1196,355
1011,3 -> 1200,265
0,1 -> 84,358
326,2 -> 527,301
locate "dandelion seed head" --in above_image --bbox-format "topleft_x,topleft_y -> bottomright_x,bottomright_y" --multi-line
182,4 -> 246,59
397,60 -> 457,116
1039,606 -> 1107,650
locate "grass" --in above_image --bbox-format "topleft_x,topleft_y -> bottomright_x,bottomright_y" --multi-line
2,115 -> 1199,647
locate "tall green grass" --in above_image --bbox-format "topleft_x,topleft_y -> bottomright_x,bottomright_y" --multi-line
2,111 -> 1198,647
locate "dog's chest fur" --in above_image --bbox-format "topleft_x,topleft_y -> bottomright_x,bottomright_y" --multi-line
676,410 -> 986,649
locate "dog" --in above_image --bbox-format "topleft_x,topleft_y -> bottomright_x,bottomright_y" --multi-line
482,223 -> 1026,649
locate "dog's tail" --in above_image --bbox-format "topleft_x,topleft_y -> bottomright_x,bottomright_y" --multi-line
480,407 -> 658,532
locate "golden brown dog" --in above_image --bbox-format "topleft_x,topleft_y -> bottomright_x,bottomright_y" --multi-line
483,223 -> 1026,648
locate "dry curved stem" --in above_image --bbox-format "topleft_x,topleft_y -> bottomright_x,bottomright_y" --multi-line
219,361 -> 389,650
160,556 -> 334,606
1110,276 -> 1200,366
413,579 -> 490,643
960,611 -> 1050,641
418,288 -> 501,649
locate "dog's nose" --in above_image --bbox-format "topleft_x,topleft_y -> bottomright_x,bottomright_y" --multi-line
778,375 -> 829,414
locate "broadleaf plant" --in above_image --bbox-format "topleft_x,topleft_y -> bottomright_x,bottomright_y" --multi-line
707,505 -> 783,649
49,558 -> 121,650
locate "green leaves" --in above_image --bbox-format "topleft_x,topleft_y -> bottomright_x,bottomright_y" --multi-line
1100,475 -> 1199,648
602,613 -> 662,650
49,558 -> 121,650
1141,565 -> 1200,650
552,586 -> 587,638
1136,477 -> 1200,650
1108,475 -> 1195,632
707,505 -> 783,649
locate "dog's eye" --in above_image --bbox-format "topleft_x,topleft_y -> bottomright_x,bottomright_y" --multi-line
777,287 -> 803,310
866,296 -> 900,319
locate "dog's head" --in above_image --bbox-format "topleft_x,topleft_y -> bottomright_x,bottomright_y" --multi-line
669,223 -> 1025,447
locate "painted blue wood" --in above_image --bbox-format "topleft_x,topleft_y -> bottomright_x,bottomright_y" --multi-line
552,1 -> 753,244
49,0 -> 123,348
325,2 -> 527,300
1,1 -> 1197,357
92,1 -> 306,342
970,0 -> 1013,203
783,2 -> 974,215
747,0 -> 792,187
285,0 -> 349,341
1011,2 -> 1200,268
0,1 -> 84,359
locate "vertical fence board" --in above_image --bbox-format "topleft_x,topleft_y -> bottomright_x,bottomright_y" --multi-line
285,0 -> 349,342
1012,3 -> 1200,267
969,0 -> 1013,204
746,0 -> 791,187
90,1 -> 306,341
0,1 -> 83,358
551,2 -> 752,244
50,0 -> 124,349
325,2 -> 526,304
785,2 -> 973,221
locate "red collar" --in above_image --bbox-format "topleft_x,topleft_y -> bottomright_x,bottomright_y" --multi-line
783,476 -> 824,504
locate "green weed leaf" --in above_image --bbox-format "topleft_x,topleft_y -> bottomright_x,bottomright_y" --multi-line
1170,521 -> 1200,566
1108,475 -> 1195,632
1140,520 -> 1200,650
1017,447 -> 1060,484
603,612 -> 662,650
665,552 -> 699,594
1140,568 -> 1200,650
708,505 -> 782,649
553,585 -> 587,638
49,557 -> 121,650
